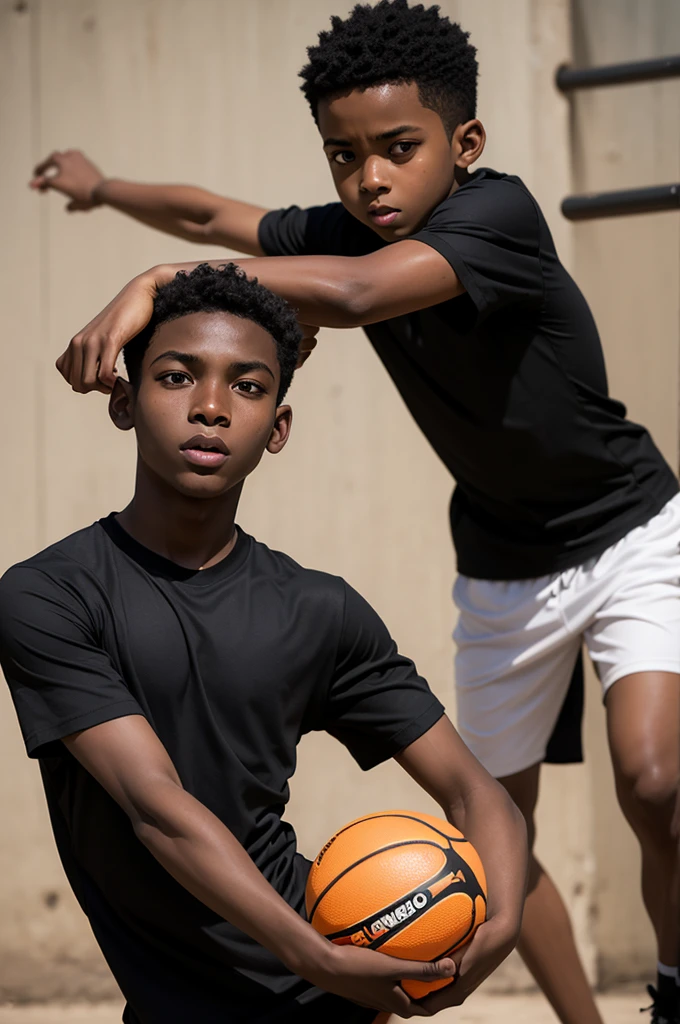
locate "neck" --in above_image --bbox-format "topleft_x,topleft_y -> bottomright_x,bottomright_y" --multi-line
452,166 -> 470,190
116,461 -> 243,570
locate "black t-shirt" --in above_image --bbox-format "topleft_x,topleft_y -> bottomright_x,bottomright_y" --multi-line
0,517 -> 444,1023
259,168 -> 678,580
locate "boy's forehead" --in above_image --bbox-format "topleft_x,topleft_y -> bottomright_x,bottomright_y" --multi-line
147,312 -> 278,364
318,81 -> 433,139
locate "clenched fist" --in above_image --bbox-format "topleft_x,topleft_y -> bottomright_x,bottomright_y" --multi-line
30,149 -> 106,211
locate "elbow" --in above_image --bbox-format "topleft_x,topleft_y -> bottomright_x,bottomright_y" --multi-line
488,776 -> 527,829
127,778 -> 186,847
508,790 -> 528,844
330,274 -> 379,328
449,774 -> 527,838
200,216 -> 224,244
129,799 -> 168,846
132,816 -> 158,848
132,808 -> 185,853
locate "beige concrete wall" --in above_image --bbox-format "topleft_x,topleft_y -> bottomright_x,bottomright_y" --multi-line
0,0 -> 674,1004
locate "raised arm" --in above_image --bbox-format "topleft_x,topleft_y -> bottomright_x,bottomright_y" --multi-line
63,713 -> 454,1016
30,149 -> 268,255
57,243 -> 462,392
396,716 -> 528,1011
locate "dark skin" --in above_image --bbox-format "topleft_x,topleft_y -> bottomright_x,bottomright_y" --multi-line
61,309 -> 527,1018
113,312 -> 291,568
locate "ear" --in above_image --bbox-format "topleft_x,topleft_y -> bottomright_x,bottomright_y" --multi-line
267,405 -> 292,455
453,118 -> 486,170
108,378 -> 136,432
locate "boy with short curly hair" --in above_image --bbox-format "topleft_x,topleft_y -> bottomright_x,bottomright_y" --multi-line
1,264 -> 527,1024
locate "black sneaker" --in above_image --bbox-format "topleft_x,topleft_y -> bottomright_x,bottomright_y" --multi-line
641,984 -> 680,1024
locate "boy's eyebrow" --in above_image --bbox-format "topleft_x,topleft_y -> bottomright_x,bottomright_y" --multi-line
149,350 -> 201,367
374,124 -> 419,141
230,360 -> 275,381
323,125 -> 420,147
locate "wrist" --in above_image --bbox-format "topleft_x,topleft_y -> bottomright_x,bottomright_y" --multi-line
90,177 -> 111,207
138,263 -> 176,294
277,925 -> 332,980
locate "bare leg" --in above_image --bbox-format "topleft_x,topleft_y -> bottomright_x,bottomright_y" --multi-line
606,672 -> 680,968
499,764 -> 604,1024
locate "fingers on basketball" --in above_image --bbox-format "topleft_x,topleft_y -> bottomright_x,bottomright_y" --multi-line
307,811 -> 487,1000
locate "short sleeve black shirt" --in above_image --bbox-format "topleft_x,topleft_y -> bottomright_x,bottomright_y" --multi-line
0,519 -> 444,1022
259,169 -> 678,579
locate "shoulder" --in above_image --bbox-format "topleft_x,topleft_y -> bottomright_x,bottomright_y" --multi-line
246,537 -> 387,643
260,201 -> 382,257
426,169 -> 541,236
0,522 -> 111,616
245,533 -> 348,613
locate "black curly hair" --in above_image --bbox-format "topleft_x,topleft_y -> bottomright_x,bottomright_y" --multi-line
299,0 -> 477,137
123,263 -> 301,404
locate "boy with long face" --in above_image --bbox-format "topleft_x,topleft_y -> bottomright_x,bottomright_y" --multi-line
31,2 -> 680,1022
0,265 -> 527,1024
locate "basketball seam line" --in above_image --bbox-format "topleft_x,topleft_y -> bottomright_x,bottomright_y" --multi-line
307,839 -> 450,925
326,813 -> 467,848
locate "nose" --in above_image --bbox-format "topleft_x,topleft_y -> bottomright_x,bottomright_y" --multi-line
189,382 -> 230,428
360,155 -> 391,196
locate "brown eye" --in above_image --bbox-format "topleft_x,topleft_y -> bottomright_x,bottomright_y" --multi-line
158,371 -> 191,386
332,150 -> 355,165
234,380 -> 265,395
391,141 -> 416,157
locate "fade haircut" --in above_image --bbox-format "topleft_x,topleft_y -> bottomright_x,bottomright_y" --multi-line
123,263 -> 301,404
299,0 -> 477,137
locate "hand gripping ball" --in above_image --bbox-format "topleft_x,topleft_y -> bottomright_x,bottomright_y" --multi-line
306,810 -> 487,999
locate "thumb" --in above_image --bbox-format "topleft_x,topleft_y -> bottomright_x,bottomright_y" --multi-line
394,956 -> 456,982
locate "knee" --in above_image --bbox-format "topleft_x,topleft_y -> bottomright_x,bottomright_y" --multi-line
619,759 -> 679,814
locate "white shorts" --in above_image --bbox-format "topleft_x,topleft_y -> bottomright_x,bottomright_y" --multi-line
453,493 -> 680,778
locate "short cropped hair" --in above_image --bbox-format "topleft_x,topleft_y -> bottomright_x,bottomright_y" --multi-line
299,0 -> 477,137
123,263 -> 301,404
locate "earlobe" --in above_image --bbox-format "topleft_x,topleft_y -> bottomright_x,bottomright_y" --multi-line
108,379 -> 135,432
266,406 -> 293,455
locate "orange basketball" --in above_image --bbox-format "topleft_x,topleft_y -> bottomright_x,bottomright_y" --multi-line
305,810 -> 487,1000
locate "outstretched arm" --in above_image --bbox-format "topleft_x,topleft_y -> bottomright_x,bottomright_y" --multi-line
57,244 -> 462,392
63,713 -> 454,1017
30,149 -> 268,255
396,716 -> 528,1010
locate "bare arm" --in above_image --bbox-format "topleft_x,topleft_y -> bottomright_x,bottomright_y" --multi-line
396,716 -> 528,1010
63,714 -> 453,1016
57,243 -> 462,392
30,149 -> 268,255
152,243 -> 462,328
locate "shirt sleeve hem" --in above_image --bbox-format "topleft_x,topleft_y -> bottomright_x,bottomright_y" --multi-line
411,232 -> 488,314
24,699 -> 145,758
355,700 -> 446,772
257,210 -> 279,256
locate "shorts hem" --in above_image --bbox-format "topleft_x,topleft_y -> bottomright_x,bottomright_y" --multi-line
601,660 -> 680,695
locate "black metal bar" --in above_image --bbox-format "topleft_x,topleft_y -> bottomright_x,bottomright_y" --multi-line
556,54 -> 680,91
562,183 -> 680,221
